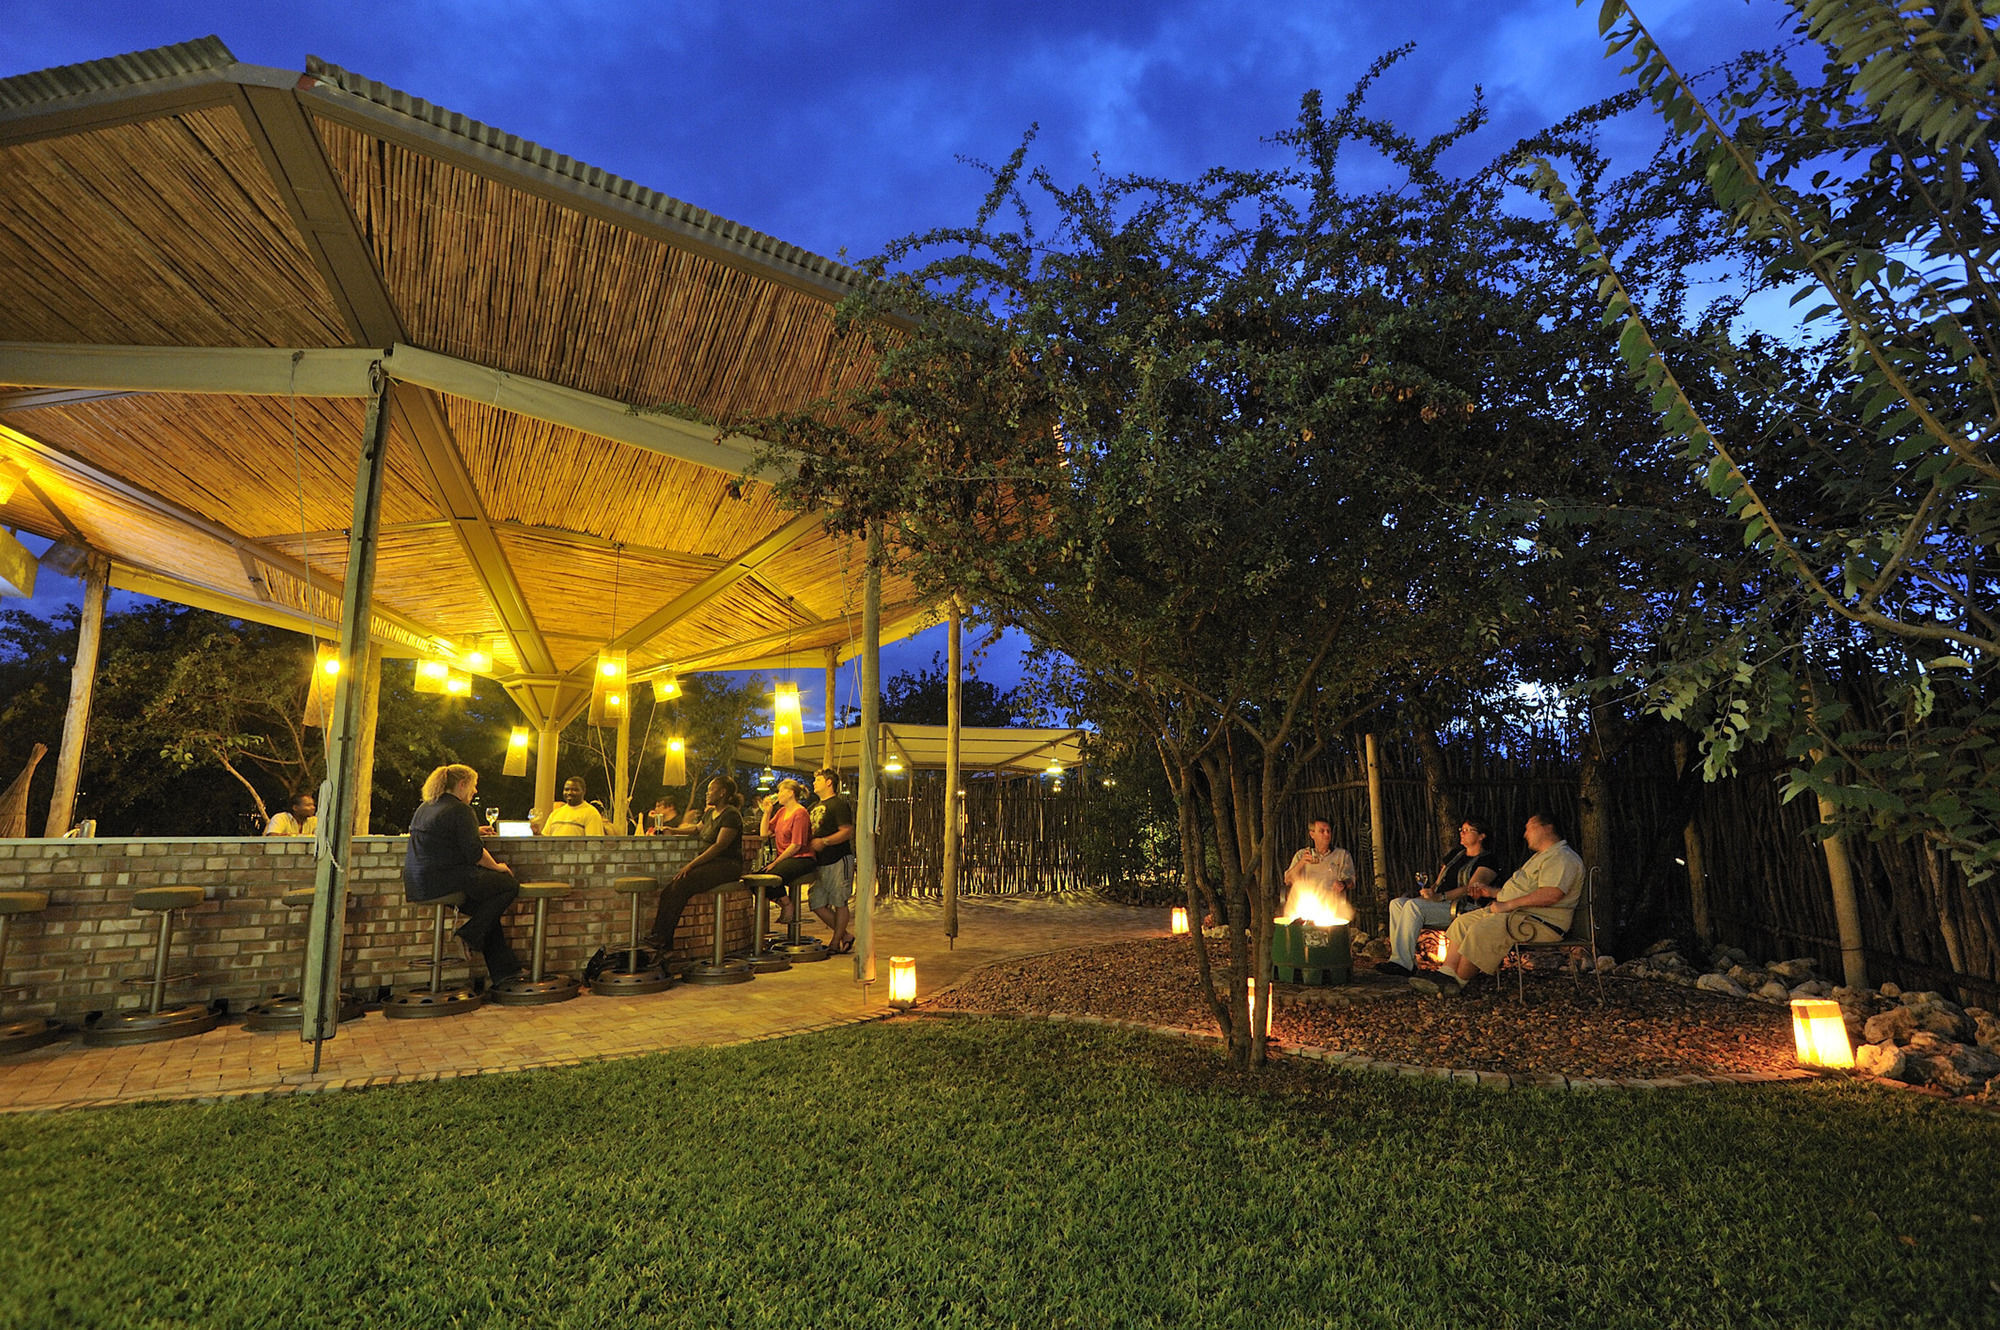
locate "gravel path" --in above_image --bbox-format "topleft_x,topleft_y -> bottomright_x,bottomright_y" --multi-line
931,937 -> 1801,1080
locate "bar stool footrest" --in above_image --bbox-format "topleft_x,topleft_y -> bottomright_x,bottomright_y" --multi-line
82,1003 -> 217,1047
0,1016 -> 65,1055
727,950 -> 792,974
773,939 -> 833,962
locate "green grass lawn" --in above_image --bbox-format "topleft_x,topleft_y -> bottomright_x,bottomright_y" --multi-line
1,1019 -> 1994,1329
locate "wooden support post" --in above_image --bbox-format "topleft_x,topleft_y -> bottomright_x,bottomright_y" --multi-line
943,601 -> 963,941
43,553 -> 108,837
823,649 -> 839,775
534,726 -> 559,821
613,704 -> 632,836
302,365 -> 391,1051
854,523 -> 881,984
349,645 -> 381,836
1364,733 -> 1389,898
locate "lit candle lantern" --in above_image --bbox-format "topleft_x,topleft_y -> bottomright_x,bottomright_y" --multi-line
1432,933 -> 1449,963
888,956 -> 917,1009
1170,906 -> 1189,935
1790,997 -> 1854,1069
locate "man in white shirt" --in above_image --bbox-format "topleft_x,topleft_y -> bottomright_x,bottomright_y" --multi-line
1414,811 -> 1583,996
263,793 -> 318,837
532,777 -> 608,836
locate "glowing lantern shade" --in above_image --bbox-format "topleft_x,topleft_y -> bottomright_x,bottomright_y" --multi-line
503,727 -> 531,778
589,649 -> 628,727
771,683 -> 802,767
888,956 -> 917,1008
653,673 -> 681,702
303,643 -> 340,728
662,735 -> 687,787
462,644 -> 492,672
1170,906 -> 1190,935
413,657 -> 450,694
445,671 -> 472,698
1432,932 -> 1449,963
1790,998 -> 1855,1069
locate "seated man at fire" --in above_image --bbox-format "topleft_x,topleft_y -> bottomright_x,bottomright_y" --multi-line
1412,811 -> 1583,996
1278,818 -> 1354,923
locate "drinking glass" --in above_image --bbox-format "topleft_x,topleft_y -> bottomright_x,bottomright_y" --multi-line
485,806 -> 501,831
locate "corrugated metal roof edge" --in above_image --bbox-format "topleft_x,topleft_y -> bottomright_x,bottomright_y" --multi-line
302,54 -> 876,299
0,35 -> 237,112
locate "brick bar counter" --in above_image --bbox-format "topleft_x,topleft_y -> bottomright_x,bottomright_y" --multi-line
0,835 -> 757,1027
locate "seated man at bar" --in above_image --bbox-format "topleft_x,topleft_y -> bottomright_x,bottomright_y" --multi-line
643,775 -> 746,953
531,777 -> 608,836
808,768 -> 856,954
1376,816 -> 1505,978
404,763 -> 523,985
1413,811 -> 1582,996
760,778 -> 816,924
647,796 -> 690,833
262,792 -> 318,837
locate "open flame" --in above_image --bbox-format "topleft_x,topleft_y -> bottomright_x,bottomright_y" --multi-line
1278,882 -> 1351,928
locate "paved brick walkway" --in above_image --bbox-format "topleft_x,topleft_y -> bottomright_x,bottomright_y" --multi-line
0,896 -> 1165,1113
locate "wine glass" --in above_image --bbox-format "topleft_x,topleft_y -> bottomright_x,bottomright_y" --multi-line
485,805 -> 501,832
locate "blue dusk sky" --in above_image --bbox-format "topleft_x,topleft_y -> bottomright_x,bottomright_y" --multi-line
1,0 -> 1798,712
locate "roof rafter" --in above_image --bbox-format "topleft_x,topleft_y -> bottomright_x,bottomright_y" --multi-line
580,512 -> 824,680
227,82 -> 561,680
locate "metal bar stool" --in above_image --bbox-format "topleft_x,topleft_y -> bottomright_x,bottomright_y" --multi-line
491,881 -> 580,1005
772,868 -> 831,963
684,879 -> 753,986
592,876 -> 675,995
83,886 -> 218,1046
245,887 -> 366,1032
730,874 -> 791,974
382,892 -> 483,1019
0,891 -> 64,1054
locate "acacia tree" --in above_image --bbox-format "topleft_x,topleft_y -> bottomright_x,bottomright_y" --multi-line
1527,0 -> 2000,912
758,57 -> 1629,1066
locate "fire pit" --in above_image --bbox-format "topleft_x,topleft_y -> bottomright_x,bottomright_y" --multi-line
1270,918 -> 1351,986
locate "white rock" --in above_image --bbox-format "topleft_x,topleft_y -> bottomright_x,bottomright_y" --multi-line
1696,972 -> 1748,998
1757,980 -> 1792,1002
1879,981 -> 1903,998
1767,958 -> 1816,982
1594,955 -> 1617,973
1856,1042 -> 1905,1079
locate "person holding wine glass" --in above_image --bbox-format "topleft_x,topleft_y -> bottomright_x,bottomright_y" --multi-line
1377,815 -> 1506,977
531,777 -> 608,836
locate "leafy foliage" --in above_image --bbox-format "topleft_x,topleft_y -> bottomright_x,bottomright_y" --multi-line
1526,0 -> 2000,879
878,652 -> 1021,727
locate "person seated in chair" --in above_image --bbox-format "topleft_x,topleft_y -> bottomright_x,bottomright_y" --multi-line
263,792 -> 318,837
1413,811 -> 1582,996
1277,818 -> 1354,922
531,777 -> 608,836
1377,816 -> 1505,977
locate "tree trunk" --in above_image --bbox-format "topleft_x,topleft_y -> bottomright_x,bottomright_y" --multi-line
1413,725 -> 1459,861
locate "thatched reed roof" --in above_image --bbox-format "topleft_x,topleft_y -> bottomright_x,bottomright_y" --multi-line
0,36 -> 927,729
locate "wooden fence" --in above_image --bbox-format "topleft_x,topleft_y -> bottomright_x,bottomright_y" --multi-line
874,770 -> 1094,897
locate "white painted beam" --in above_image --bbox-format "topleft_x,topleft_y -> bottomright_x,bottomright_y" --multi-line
0,343 -> 381,397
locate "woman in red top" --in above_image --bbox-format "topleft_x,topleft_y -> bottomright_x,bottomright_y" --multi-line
760,778 -> 814,923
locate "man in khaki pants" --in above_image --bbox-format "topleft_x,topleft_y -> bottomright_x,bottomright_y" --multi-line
1412,812 -> 1582,996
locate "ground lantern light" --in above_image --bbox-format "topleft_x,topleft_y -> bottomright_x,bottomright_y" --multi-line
888,956 -> 917,1008
1790,998 -> 1855,1069
1170,906 -> 1189,935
